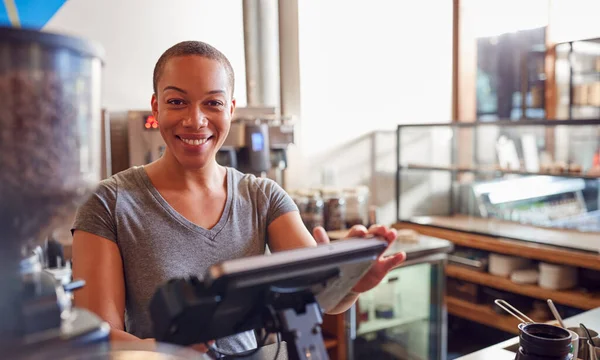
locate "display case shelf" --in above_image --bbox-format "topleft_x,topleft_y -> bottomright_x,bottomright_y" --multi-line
402,163 -> 600,180
446,264 -> 600,310
357,314 -> 428,336
396,119 -> 600,246
396,218 -> 600,270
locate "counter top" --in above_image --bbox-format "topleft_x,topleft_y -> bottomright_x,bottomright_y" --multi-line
327,230 -> 454,261
409,215 -> 600,253
397,217 -> 600,271
456,307 -> 600,360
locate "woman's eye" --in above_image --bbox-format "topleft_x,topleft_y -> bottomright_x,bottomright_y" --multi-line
207,100 -> 224,107
167,99 -> 185,106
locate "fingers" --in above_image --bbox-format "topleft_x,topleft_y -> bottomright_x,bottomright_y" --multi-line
368,224 -> 397,242
189,340 -> 215,353
189,343 -> 210,353
346,225 -> 368,238
312,226 -> 330,245
381,252 -> 406,271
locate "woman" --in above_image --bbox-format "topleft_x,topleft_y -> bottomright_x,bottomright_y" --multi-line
71,40 -> 406,354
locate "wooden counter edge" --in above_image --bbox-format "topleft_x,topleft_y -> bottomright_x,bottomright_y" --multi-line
393,222 -> 600,271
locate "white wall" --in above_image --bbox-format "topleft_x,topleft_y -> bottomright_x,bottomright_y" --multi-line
43,0 -> 247,111
42,0 -> 453,225
292,0 -> 454,223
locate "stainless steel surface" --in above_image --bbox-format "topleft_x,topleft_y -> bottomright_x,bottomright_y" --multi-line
101,109 -> 112,178
277,0 -> 301,119
126,110 -> 164,167
243,0 -> 280,109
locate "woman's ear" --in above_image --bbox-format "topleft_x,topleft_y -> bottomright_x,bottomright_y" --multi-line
151,93 -> 159,118
230,98 -> 236,117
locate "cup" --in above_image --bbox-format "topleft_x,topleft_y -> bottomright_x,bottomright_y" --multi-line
568,327 -> 599,359
588,339 -> 600,360
516,323 -> 573,360
567,329 -> 579,360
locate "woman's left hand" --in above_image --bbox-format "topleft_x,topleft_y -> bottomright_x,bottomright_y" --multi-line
313,224 -> 406,294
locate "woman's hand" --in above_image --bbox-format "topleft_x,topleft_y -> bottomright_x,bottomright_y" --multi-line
188,340 -> 215,353
312,224 -> 406,294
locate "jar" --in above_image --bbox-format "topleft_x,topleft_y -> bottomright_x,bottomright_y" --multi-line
290,190 -> 308,215
516,323 -> 572,360
322,188 -> 346,231
344,186 -> 369,228
302,190 -> 324,232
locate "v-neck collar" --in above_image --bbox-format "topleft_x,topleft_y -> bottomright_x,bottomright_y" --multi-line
135,166 -> 233,240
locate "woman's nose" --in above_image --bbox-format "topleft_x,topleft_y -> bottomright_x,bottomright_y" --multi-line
183,107 -> 208,129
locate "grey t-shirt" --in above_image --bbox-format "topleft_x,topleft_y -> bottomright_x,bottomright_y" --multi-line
72,166 -> 298,353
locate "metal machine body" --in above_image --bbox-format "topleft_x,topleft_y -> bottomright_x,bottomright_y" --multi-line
108,107 -> 294,187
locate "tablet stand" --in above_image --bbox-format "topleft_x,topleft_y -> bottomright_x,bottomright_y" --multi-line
150,238 -> 389,360
265,288 -> 328,360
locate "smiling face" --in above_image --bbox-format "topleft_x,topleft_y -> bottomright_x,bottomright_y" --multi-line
151,55 -> 236,170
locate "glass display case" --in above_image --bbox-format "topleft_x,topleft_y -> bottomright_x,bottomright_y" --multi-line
346,239 -> 450,360
395,120 -> 600,252
555,38 -> 600,120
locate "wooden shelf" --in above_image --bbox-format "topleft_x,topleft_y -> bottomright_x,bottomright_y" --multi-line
324,337 -> 337,350
396,218 -> 600,271
446,296 -> 521,335
446,264 -> 600,310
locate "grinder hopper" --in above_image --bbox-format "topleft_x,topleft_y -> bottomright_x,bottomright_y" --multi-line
0,26 -> 104,349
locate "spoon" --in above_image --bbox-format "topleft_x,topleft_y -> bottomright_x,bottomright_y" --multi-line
547,299 -> 566,328
582,323 -> 597,347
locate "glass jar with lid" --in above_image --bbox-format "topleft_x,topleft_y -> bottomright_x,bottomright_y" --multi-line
322,188 -> 346,231
344,186 -> 370,228
302,190 -> 324,232
290,190 -> 308,215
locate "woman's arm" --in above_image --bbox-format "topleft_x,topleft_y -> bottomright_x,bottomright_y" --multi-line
72,230 -> 149,343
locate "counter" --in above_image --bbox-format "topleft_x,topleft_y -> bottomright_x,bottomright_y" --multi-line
456,307 -> 600,360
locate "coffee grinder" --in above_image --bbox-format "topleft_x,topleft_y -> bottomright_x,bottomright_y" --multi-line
0,25 -> 112,358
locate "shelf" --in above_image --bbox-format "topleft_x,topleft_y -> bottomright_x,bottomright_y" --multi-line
395,216 -> 600,271
572,71 -> 600,77
401,163 -> 600,180
446,296 -> 521,335
356,313 -> 427,336
446,264 -> 600,310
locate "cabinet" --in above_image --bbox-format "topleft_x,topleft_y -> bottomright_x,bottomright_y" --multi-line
394,120 -> 600,353
395,119 -> 600,251
325,232 -> 452,360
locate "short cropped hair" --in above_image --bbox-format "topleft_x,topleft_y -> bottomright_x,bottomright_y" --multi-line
152,40 -> 235,97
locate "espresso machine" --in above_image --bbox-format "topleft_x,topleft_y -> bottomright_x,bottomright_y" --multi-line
108,107 -> 294,187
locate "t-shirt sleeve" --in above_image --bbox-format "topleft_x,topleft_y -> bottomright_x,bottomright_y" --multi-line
71,177 -> 118,243
260,179 -> 299,226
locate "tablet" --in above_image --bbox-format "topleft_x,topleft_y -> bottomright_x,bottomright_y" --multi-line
151,238 -> 388,345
